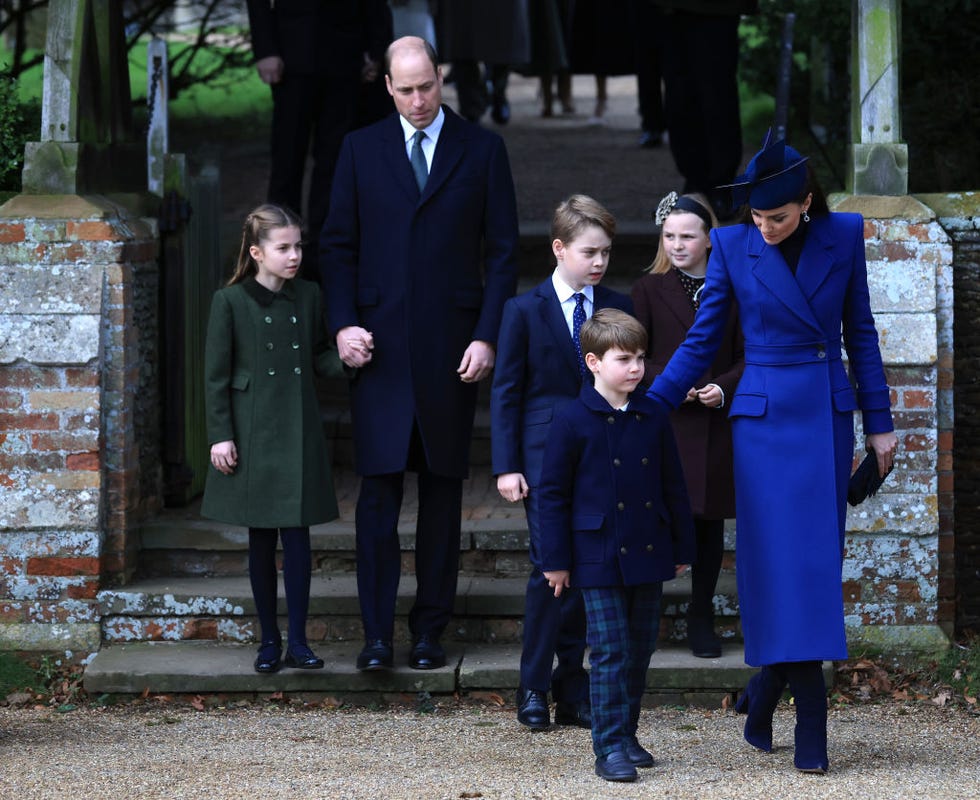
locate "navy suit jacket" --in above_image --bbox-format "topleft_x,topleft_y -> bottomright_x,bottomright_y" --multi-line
322,107 -> 519,477
490,280 -> 632,486
537,386 -> 696,588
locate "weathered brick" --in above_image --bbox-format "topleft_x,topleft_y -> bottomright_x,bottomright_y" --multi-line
902,389 -> 934,409
182,618 -> 219,640
66,220 -> 117,241
842,581 -> 862,602
27,470 -> 100,490
66,452 -> 99,471
903,433 -> 934,452
0,452 -> 64,472
66,581 -> 100,600
27,390 -> 99,412
0,366 -> 60,389
0,222 -> 26,243
26,557 -> 100,577
63,367 -> 100,389
0,411 -> 60,431
31,431 -> 99,452
0,392 -> 23,411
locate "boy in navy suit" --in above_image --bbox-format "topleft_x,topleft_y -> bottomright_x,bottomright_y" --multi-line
538,309 -> 695,783
491,196 -> 632,730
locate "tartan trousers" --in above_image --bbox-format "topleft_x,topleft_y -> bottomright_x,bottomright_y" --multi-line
582,583 -> 664,757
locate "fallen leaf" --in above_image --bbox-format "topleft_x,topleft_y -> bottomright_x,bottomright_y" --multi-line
932,691 -> 951,707
190,695 -> 206,711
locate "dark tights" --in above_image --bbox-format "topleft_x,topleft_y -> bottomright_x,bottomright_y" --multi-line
248,526 -> 312,647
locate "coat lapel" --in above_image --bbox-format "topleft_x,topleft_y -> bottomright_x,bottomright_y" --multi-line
383,114 -> 422,203
660,270 -> 696,329
794,215 -> 837,302
747,227 -> 823,334
536,280 -> 580,374
419,106 -> 465,205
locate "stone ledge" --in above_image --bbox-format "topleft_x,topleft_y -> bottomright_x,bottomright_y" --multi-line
845,623 -> 949,655
0,621 -> 100,651
830,193 -> 935,221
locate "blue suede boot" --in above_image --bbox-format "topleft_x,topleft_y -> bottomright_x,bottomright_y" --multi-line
786,661 -> 829,773
734,665 -> 786,752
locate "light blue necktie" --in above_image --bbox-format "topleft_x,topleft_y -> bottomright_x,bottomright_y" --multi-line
572,292 -> 587,376
411,130 -> 428,191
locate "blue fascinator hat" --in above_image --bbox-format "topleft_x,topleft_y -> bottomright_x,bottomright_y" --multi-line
723,128 -> 809,211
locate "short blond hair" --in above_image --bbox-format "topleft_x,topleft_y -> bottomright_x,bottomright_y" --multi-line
551,194 -> 616,244
580,308 -> 646,360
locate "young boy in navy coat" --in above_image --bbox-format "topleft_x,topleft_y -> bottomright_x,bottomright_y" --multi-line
538,309 -> 695,783
491,195 -> 632,730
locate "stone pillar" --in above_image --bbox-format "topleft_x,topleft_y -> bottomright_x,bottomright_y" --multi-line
848,0 -> 908,195
0,195 -> 161,652
834,194 -> 951,651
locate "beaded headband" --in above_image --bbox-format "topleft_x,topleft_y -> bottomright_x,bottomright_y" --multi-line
653,191 -> 713,229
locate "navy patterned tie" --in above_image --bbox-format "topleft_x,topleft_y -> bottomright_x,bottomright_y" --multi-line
572,292 -> 587,376
410,130 -> 428,191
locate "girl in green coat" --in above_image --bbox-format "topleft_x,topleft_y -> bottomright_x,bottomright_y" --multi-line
202,204 -> 343,674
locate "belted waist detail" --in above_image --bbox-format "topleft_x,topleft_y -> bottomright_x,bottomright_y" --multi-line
744,342 -> 841,365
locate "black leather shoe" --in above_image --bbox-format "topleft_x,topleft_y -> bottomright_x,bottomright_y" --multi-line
595,750 -> 638,782
625,737 -> 655,768
491,97 -> 511,125
356,639 -> 393,671
254,640 -> 282,674
516,687 -> 550,730
409,634 -> 446,670
687,613 -> 722,659
554,699 -> 592,728
283,643 -> 324,669
639,129 -> 663,148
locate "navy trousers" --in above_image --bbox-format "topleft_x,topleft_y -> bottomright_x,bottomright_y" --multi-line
582,583 -> 663,758
520,490 -> 589,702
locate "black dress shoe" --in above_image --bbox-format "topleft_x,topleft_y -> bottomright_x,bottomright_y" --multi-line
254,640 -> 282,674
625,736 -> 655,768
283,643 -> 324,669
491,97 -> 511,125
687,613 -> 722,659
409,635 -> 446,670
595,750 -> 638,782
639,129 -> 663,148
516,687 -> 550,730
554,699 -> 591,728
356,639 -> 393,671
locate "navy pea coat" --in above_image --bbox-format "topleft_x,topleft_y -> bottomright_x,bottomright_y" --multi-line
491,280 -> 632,489
649,212 -> 894,666
322,107 -> 520,478
201,277 -> 341,528
537,387 -> 696,588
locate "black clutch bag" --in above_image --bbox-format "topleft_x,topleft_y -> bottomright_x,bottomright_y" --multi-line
847,451 -> 893,506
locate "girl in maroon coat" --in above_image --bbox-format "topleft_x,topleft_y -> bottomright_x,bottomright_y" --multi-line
631,191 -> 744,657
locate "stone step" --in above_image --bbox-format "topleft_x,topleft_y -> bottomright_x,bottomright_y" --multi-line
97,572 -> 742,646
82,640 -> 757,707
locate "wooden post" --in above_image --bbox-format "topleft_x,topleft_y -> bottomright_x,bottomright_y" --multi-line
848,0 -> 908,195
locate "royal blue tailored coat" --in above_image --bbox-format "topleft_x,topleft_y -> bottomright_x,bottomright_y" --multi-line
649,212 -> 893,666
490,280 -> 632,488
322,107 -> 519,478
537,387 -> 696,588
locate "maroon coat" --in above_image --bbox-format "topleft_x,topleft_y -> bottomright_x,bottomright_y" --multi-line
632,269 -> 743,519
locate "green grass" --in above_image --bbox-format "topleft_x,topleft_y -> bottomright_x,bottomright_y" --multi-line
0,651 -> 38,696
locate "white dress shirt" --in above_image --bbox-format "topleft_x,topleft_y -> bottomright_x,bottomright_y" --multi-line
398,107 -> 445,172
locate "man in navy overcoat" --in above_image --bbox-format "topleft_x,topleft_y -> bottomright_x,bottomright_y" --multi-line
321,36 -> 520,671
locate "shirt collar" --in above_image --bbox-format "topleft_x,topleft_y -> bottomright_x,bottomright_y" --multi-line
242,274 -> 296,307
399,106 -> 446,145
551,269 -> 595,305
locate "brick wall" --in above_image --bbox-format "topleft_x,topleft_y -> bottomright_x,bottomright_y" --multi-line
0,195 -> 161,652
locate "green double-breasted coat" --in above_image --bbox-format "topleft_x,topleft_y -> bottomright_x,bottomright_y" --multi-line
201,276 -> 340,528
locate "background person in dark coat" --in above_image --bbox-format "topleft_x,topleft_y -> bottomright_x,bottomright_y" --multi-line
321,36 -> 520,673
246,0 -> 392,279
632,191 -> 743,658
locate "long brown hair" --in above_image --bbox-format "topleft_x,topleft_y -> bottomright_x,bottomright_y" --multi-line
227,204 -> 303,286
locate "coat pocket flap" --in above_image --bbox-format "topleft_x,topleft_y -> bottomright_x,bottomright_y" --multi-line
357,286 -> 379,306
230,373 -> 250,391
572,513 -> 605,531
524,407 -> 553,426
729,392 -> 767,417
832,387 -> 858,412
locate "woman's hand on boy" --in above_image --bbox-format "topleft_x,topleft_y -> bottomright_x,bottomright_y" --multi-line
695,383 -> 724,408
210,440 -> 238,475
543,570 -> 570,598
497,472 -> 528,502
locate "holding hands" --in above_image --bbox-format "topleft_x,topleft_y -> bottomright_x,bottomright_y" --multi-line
336,326 -> 374,368
683,383 -> 723,408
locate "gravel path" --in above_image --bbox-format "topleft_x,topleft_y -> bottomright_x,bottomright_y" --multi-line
2,701 -> 978,799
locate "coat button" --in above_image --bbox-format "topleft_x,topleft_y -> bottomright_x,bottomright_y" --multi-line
645,501 -> 653,509
641,457 -> 649,465
617,501 -> 625,511
266,342 -> 274,350
290,315 -> 297,324
292,342 -> 300,349
607,416 -> 616,424
613,458 -> 621,467
646,544 -> 653,552
634,413 -> 642,420
817,349 -> 826,359
264,316 -> 272,324
294,367 -> 302,374
267,368 -> 276,376
620,546 -> 628,555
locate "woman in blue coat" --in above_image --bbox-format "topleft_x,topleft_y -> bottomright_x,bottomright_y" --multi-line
647,132 -> 898,773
